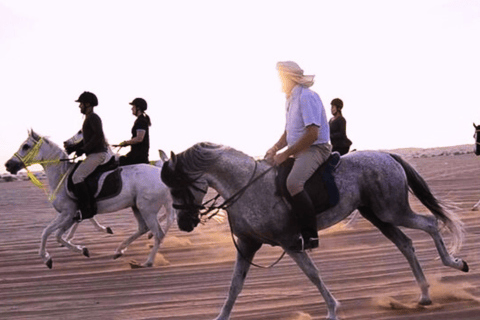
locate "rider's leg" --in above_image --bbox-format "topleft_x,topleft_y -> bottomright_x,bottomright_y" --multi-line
291,190 -> 319,250
287,143 -> 331,251
72,152 -> 107,221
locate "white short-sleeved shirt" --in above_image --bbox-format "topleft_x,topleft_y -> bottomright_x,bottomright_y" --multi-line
285,85 -> 330,147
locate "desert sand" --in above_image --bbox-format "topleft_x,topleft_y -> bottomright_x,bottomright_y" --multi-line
1,146 -> 480,320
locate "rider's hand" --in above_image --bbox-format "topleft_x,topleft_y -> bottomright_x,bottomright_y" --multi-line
75,148 -> 85,157
119,141 -> 128,147
264,148 -> 276,166
273,152 -> 289,166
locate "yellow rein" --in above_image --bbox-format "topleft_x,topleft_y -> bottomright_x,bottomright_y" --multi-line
15,137 -> 69,202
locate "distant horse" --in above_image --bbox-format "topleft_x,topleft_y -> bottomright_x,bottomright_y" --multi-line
161,142 -> 468,320
5,130 -> 175,269
471,123 -> 480,210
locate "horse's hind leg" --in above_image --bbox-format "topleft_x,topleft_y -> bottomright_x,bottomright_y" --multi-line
287,251 -> 340,320
140,208 -> 166,267
397,210 -> 467,272
113,206 -> 149,260
359,207 -> 431,305
215,239 -> 262,320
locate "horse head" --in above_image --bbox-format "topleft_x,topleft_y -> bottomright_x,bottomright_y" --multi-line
5,130 -> 44,174
161,152 -> 207,232
63,130 -> 84,155
474,123 -> 480,156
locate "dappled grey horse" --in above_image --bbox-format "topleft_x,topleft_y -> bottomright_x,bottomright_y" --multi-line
161,142 -> 468,320
5,130 -> 175,269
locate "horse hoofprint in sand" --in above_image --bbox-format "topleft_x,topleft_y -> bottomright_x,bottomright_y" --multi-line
5,130 -> 175,269
161,142 -> 468,320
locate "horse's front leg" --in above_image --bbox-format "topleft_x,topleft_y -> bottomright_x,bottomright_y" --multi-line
472,198 -> 480,211
56,223 -> 90,258
40,213 -> 76,269
214,238 -> 262,320
287,250 -> 340,320
89,217 -> 113,235
64,221 -> 80,242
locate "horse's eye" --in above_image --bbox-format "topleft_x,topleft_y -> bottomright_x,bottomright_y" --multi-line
22,144 -> 30,151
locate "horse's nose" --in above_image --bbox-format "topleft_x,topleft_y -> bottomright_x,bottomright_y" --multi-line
5,159 -> 20,174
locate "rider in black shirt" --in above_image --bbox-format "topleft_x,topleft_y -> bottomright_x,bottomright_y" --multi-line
118,98 -> 151,165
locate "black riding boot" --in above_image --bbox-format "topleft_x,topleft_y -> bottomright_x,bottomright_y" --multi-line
73,181 -> 97,221
290,190 -> 319,252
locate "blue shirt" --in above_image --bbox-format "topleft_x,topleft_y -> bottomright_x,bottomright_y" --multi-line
285,85 -> 330,147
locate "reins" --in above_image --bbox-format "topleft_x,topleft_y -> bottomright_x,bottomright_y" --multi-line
198,161 -> 286,269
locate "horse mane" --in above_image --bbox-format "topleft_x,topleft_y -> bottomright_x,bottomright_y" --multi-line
177,142 -> 226,177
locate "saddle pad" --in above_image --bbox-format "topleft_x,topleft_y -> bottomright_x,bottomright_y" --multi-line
275,152 -> 340,214
68,157 -> 122,201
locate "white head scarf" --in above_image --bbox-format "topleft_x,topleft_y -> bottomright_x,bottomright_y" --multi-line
276,61 -> 315,88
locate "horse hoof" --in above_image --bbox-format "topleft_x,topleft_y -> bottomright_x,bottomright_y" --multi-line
106,227 -> 113,234
46,259 -> 53,269
419,299 -> 432,306
82,247 -> 90,258
113,253 -> 123,260
462,260 -> 469,272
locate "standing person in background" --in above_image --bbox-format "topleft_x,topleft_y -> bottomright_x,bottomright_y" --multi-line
329,98 -> 352,155
117,98 -> 151,165
265,61 -> 332,252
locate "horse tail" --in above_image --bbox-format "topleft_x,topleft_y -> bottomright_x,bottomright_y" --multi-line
389,153 -> 464,254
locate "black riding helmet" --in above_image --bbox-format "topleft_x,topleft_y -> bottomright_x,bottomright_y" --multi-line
75,91 -> 98,107
129,97 -> 147,111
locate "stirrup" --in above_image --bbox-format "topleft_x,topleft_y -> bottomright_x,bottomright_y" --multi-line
304,237 -> 319,250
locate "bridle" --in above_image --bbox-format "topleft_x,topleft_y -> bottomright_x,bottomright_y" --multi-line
171,160 -> 286,269
14,136 -> 72,201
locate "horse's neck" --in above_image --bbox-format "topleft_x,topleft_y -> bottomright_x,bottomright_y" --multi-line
206,155 -> 264,199
41,146 -> 71,194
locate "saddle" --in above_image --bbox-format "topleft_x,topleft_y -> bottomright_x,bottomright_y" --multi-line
67,156 -> 123,201
275,152 -> 341,214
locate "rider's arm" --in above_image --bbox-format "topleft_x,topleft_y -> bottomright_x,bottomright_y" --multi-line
265,131 -> 287,164
273,125 -> 318,165
122,129 -> 145,145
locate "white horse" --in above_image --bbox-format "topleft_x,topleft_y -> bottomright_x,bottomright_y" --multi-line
62,131 -> 170,241
5,130 -> 175,269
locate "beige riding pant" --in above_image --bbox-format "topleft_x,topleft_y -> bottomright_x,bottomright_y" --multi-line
72,151 -> 109,184
286,143 -> 332,196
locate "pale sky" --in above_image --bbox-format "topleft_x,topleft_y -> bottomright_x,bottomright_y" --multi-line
1,0 -> 480,173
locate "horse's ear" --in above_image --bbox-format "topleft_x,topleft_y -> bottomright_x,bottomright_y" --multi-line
474,123 -> 477,128
159,149 -> 169,162
31,130 -> 40,141
169,151 -> 177,171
